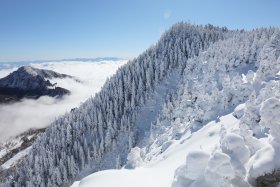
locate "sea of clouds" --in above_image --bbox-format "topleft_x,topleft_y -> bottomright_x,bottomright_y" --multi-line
0,60 -> 127,142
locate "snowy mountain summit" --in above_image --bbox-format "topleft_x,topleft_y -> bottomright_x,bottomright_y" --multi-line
16,66 -> 72,80
2,23 -> 280,187
0,66 -> 72,102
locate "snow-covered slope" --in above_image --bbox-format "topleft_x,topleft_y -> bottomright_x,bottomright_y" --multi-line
71,26 -> 280,187
72,113 -> 239,187
4,23 -> 280,187
6,23 -> 228,186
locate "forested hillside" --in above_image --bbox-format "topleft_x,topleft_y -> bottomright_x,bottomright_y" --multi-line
2,23 -> 280,187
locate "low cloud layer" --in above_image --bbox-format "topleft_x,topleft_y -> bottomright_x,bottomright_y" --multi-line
0,60 -> 126,142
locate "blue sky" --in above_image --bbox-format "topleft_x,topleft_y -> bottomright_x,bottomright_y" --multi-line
0,0 -> 279,62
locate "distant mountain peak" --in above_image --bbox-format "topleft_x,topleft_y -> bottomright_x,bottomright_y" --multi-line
0,66 -> 73,103
17,66 -> 73,80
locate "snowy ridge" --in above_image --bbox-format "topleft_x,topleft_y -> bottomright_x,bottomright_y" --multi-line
18,66 -> 73,79
0,66 -> 73,102
0,66 -> 73,90
3,23 -> 280,187
73,27 -> 280,187
6,23 -> 228,186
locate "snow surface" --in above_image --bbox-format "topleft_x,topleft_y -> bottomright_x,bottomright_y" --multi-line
248,145 -> 276,179
21,66 -> 38,77
259,98 -> 280,138
0,137 -> 24,159
233,103 -> 246,119
71,113 -> 240,187
1,146 -> 31,169
0,149 -> 7,158
247,98 -> 280,181
184,150 -> 210,180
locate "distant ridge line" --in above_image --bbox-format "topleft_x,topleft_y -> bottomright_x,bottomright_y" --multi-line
0,57 -> 124,64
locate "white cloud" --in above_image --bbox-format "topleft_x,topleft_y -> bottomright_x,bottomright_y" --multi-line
0,60 -> 127,142
164,10 -> 172,20
0,67 -> 17,78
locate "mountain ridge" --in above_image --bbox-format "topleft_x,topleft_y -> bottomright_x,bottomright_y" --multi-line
0,66 -> 72,103
2,23 -> 280,187
4,23 -> 229,186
